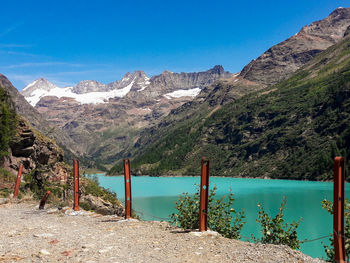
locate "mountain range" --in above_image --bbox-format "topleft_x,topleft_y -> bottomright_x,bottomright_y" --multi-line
21,66 -> 231,166
7,7 -> 350,179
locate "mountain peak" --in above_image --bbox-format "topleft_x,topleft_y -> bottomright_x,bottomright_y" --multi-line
22,78 -> 58,95
132,70 -> 147,78
162,70 -> 173,74
330,6 -> 350,15
208,65 -> 225,74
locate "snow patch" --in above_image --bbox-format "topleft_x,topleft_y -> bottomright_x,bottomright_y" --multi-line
25,80 -> 136,106
164,88 -> 201,99
138,79 -> 150,92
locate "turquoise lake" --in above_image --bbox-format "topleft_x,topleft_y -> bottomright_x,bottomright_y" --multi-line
90,174 -> 349,259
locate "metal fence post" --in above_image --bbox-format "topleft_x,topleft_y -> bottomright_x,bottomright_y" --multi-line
39,190 -> 51,210
199,157 -> 209,232
124,159 -> 132,219
73,159 -> 80,211
334,156 -> 346,263
13,164 -> 23,198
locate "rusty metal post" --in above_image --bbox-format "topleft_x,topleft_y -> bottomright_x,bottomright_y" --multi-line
199,157 -> 210,232
123,159 -> 132,219
334,157 -> 346,263
39,190 -> 51,210
13,164 -> 23,198
73,159 -> 80,211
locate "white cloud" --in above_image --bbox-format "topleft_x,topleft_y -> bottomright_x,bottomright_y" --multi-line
0,22 -> 23,38
0,43 -> 32,48
3,62 -> 84,69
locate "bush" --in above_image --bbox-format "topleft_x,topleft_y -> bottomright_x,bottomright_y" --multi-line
170,185 -> 245,239
321,199 -> 350,261
253,197 -> 301,249
82,175 -> 121,206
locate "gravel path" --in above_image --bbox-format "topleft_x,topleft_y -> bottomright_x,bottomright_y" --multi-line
0,201 -> 324,263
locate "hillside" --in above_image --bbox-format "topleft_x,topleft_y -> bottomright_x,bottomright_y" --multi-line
110,27 -> 350,180
1,78 -> 72,185
0,84 -> 16,161
1,75 -> 123,212
0,74 -> 79,161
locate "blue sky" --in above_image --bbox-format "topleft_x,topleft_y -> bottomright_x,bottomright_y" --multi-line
0,0 -> 349,90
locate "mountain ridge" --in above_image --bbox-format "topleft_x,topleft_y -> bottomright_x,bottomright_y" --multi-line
239,7 -> 350,86
22,65 -> 229,107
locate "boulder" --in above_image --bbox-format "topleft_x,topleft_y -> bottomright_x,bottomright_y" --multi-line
81,194 -> 124,216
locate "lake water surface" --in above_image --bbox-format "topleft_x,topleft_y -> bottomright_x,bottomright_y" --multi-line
92,174 -> 349,259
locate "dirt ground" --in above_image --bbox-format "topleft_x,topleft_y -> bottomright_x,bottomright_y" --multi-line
0,201 -> 324,263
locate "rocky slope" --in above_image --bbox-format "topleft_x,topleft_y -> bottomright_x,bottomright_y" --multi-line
240,7 -> 350,86
0,74 -> 79,157
22,66 -> 231,165
1,77 -> 126,217
2,116 -> 67,180
0,79 -> 68,180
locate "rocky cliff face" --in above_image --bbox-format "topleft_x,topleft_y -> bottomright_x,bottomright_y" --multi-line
3,116 -> 68,182
240,7 -> 350,86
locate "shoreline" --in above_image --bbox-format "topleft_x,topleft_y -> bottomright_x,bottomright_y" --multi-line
87,173 -> 338,183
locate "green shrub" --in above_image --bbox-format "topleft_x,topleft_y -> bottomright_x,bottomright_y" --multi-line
80,201 -> 93,211
170,185 -> 245,239
0,167 -> 14,198
253,197 -> 301,249
83,175 -> 121,206
321,199 -> 350,261
0,168 -> 15,183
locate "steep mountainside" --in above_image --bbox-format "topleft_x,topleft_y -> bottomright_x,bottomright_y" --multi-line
22,66 -> 231,165
110,26 -> 350,180
0,81 -> 68,181
0,75 -> 79,159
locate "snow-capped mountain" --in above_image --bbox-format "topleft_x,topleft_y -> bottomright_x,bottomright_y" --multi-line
20,66 -> 231,162
22,67 -> 231,107
22,71 -> 153,107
